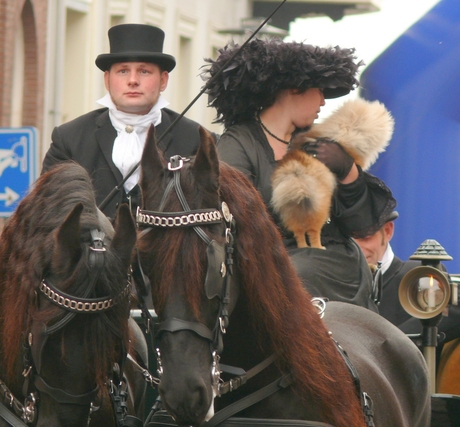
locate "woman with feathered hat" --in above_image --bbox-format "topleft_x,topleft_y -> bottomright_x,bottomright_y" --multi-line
203,38 -> 396,310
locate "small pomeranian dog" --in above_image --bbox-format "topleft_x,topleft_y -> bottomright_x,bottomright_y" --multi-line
271,98 -> 394,249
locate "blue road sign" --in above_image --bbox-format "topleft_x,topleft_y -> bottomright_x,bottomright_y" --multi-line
0,127 -> 39,216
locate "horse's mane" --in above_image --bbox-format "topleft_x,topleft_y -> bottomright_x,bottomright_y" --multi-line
0,162 -> 130,385
217,163 -> 364,427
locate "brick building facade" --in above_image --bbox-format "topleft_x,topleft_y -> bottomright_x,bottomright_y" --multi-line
0,0 -> 48,131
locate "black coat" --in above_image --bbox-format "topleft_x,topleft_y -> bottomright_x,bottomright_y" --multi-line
42,107 -> 202,219
378,256 -> 421,326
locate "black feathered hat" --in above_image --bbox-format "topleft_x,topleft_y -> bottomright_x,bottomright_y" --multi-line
203,39 -> 363,128
96,24 -> 176,72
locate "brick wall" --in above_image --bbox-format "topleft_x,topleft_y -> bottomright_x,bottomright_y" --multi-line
0,0 -> 47,225
0,0 -> 48,131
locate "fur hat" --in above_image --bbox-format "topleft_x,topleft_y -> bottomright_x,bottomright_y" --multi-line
202,38 -> 363,128
96,24 -> 176,72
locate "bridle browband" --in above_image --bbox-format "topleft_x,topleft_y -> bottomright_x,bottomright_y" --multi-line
38,279 -> 130,313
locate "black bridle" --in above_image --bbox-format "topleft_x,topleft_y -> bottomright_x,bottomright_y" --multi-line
0,230 -> 133,427
135,155 -> 289,423
136,155 -> 237,394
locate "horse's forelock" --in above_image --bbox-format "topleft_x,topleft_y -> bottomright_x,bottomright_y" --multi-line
140,224 -> 213,322
139,162 -> 224,320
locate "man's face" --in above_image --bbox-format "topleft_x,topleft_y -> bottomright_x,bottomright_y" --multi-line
104,62 -> 169,115
354,221 -> 395,265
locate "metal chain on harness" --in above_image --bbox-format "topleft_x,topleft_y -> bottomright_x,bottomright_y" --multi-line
0,378 -> 35,426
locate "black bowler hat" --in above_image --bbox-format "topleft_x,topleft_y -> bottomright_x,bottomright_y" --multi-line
385,211 -> 399,222
95,24 -> 176,72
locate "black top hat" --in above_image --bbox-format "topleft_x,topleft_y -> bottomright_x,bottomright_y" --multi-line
95,24 -> 176,72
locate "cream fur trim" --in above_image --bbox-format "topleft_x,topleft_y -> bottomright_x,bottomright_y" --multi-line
310,98 -> 394,170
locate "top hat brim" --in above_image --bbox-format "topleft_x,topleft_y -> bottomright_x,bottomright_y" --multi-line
95,52 -> 176,72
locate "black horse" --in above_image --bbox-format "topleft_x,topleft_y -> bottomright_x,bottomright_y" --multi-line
0,162 -> 146,427
136,127 -> 431,427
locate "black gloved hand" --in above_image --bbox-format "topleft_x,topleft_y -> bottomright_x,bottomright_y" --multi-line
302,137 -> 354,181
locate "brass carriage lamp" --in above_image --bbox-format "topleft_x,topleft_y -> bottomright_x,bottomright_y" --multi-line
399,239 -> 453,394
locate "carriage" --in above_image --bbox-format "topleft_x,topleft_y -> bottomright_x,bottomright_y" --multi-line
0,129 -> 459,427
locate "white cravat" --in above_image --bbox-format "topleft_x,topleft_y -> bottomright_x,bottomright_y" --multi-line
97,93 -> 169,192
380,243 -> 395,275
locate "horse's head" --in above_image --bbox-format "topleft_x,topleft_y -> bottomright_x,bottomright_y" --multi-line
0,163 -> 137,427
32,203 -> 136,426
138,127 -> 239,426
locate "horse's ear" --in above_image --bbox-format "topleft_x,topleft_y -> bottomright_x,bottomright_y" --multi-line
192,127 -> 220,189
140,125 -> 166,196
53,202 -> 83,277
111,204 -> 137,270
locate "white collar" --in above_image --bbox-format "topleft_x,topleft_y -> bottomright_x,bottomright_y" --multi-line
380,243 -> 394,274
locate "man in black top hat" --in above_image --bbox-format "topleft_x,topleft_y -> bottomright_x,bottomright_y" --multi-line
42,24 -> 203,219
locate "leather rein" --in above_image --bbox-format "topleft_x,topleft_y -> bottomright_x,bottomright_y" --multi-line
0,230 -> 134,427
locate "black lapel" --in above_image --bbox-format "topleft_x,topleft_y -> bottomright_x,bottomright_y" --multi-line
155,110 -> 173,153
95,110 -> 123,183
382,257 -> 401,286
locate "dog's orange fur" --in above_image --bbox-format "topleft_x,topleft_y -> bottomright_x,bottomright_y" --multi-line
271,148 -> 336,249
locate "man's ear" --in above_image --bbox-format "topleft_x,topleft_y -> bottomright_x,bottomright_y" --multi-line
160,71 -> 169,92
104,70 -> 110,91
384,221 -> 395,241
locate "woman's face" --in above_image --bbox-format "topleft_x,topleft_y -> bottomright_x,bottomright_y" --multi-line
291,88 -> 326,128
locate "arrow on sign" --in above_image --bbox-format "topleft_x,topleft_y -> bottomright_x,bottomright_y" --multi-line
0,187 -> 20,207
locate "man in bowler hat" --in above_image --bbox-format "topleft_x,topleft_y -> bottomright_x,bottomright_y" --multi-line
355,211 -> 460,361
354,210 -> 421,325
42,24 -> 203,219
355,211 -> 460,343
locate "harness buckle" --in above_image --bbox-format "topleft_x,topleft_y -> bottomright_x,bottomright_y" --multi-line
156,348 -> 164,377
219,316 -> 227,334
22,393 -> 37,424
90,230 -> 107,252
168,156 -> 189,171
22,365 -> 32,378
5,391 -> 13,407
